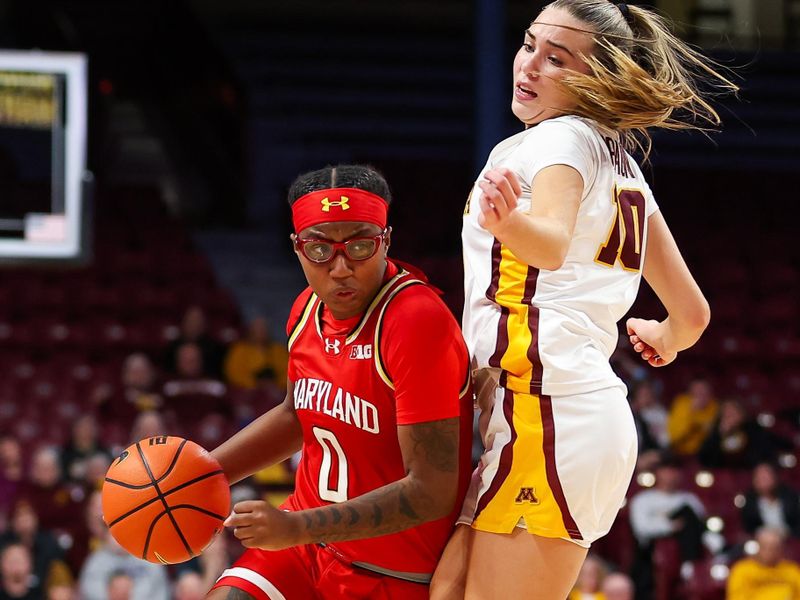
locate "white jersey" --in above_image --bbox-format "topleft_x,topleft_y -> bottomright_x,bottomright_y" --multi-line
462,115 -> 659,396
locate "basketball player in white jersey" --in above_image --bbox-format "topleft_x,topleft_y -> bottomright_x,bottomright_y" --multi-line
430,1 -> 737,598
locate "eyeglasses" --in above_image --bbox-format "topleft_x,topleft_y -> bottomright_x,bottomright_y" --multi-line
294,230 -> 387,264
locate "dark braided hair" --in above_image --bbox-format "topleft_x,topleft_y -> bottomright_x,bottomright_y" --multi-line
287,164 -> 392,206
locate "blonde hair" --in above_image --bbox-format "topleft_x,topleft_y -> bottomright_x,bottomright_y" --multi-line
545,0 -> 739,157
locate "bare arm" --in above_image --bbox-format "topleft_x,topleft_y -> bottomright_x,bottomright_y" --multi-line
225,417 -> 461,550
627,211 -> 711,366
211,380 -> 302,485
478,166 -> 581,270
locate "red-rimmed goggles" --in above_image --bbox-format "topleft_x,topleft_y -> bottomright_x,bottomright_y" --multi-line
293,230 -> 388,264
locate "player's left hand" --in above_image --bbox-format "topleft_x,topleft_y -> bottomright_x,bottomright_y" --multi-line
477,168 -> 523,235
626,317 -> 677,368
224,500 -> 300,551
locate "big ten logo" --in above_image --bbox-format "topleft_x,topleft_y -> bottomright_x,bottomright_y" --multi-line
349,344 -> 372,360
148,436 -> 168,446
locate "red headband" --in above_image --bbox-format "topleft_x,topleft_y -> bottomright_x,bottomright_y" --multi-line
291,187 -> 389,233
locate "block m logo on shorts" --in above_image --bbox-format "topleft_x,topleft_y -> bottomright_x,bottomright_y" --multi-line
515,487 -> 540,504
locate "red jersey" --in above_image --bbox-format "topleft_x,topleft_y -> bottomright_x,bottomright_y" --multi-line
284,261 -> 472,580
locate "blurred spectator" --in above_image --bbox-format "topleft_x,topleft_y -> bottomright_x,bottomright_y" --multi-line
698,399 -> 788,469
129,411 -> 170,444
223,316 -> 288,391
77,493 -> 169,600
630,380 -> 669,471
59,415 -> 111,486
68,491 -> 107,576
173,572 -> 204,600
173,536 -> 228,599
162,343 -> 228,425
610,337 -> 649,386
106,571 -> 133,600
163,306 -> 225,378
667,376 -> 719,456
741,462 -> 800,538
196,536 -> 228,591
631,380 -> 669,449
727,527 -> 800,599
629,460 -> 706,599
17,447 -> 86,538
601,572 -> 634,600
568,553 -> 608,599
0,500 -> 72,597
45,584 -> 73,600
0,435 -> 24,527
80,452 -> 112,494
0,542 -> 41,600
92,354 -> 164,428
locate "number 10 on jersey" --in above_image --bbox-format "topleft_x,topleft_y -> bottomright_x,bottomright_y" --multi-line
595,186 -> 646,272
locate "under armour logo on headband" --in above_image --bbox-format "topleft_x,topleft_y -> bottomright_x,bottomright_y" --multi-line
292,187 -> 388,232
320,196 -> 350,212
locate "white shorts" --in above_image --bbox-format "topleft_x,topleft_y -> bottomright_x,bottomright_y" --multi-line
457,378 -> 637,548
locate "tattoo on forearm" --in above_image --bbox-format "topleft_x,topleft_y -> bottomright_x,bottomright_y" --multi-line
372,503 -> 383,527
410,420 -> 458,472
295,418 -> 459,545
298,480 -> 438,544
398,490 -> 420,520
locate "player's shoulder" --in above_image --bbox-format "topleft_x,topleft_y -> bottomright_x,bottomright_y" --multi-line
286,286 -> 316,336
382,280 -> 458,330
524,115 -> 602,146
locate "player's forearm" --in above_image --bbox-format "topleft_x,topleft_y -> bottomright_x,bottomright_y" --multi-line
288,473 -> 457,545
491,211 -> 571,271
643,210 -> 710,353
660,312 -> 710,354
211,401 -> 302,485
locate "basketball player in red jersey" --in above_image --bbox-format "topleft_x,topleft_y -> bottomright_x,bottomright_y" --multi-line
206,165 -> 473,600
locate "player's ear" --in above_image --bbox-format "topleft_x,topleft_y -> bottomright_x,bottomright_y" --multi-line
383,226 -> 392,254
290,234 -> 300,257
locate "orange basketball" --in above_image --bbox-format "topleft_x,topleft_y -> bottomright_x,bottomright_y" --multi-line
101,436 -> 230,564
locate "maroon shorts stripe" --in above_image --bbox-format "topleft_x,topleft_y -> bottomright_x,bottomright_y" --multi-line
485,238 -> 503,302
489,305 -> 510,370
539,394 -> 583,540
521,265 -> 543,395
474,388 -> 516,518
487,238 -> 508,372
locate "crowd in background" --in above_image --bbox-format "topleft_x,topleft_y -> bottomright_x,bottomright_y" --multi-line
2,307 -> 800,599
0,306 -> 289,600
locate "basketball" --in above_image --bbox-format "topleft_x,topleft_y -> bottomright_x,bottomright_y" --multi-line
101,436 -> 231,564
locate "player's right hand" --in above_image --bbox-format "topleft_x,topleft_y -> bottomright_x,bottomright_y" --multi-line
224,500 -> 301,551
477,168 -> 523,235
626,318 -> 676,368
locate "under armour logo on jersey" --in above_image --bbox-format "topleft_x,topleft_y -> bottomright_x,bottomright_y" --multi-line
324,337 -> 342,355
515,487 -> 540,504
321,196 -> 350,212
349,344 -> 372,360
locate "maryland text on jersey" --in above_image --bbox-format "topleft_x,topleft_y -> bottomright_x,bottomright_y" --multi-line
293,376 -> 380,434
